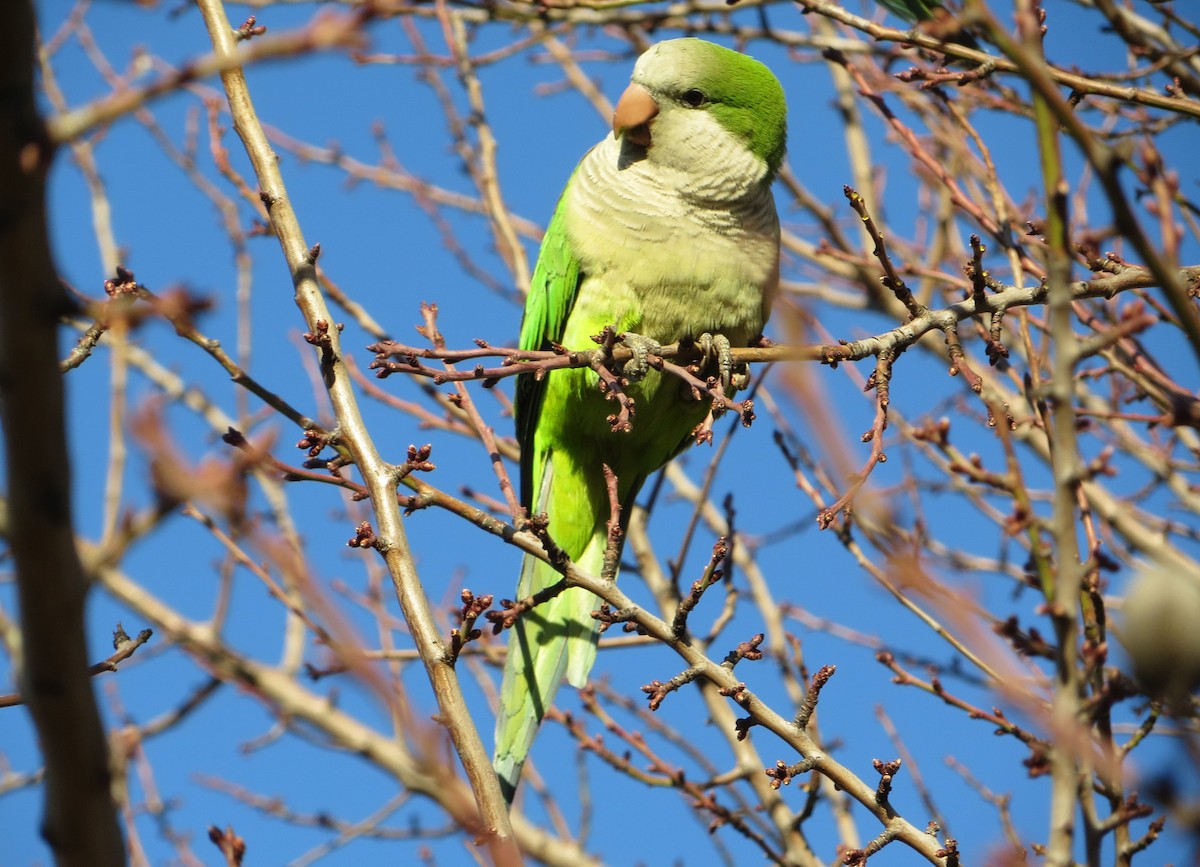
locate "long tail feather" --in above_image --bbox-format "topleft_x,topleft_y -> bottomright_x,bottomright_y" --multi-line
493,547 -> 603,802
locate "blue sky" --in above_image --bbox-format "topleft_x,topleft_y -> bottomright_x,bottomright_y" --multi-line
3,0 -> 1198,864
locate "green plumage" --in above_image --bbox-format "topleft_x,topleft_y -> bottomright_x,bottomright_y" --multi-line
494,38 -> 786,803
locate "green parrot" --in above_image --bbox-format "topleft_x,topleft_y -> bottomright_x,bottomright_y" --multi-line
494,38 -> 787,802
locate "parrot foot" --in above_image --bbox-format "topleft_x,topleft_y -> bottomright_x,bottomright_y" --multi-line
697,332 -> 739,390
618,332 -> 662,382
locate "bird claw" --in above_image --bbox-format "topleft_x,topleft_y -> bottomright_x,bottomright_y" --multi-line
618,332 -> 661,382
697,332 -> 735,390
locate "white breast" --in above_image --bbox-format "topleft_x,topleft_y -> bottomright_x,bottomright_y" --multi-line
562,109 -> 780,345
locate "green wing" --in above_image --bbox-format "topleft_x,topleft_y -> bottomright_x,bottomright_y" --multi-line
515,173 -> 584,510
496,169 -> 589,803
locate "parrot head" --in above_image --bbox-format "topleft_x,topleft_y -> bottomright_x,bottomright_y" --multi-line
612,38 -> 787,182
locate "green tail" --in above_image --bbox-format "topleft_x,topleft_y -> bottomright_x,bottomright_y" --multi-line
494,536 -> 606,802
494,361 -> 700,801
494,453 -> 610,803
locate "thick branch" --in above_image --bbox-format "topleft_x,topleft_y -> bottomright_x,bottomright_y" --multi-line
0,2 -> 124,862
192,0 -> 516,856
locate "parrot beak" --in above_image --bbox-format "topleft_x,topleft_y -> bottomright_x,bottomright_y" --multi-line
612,82 -> 658,148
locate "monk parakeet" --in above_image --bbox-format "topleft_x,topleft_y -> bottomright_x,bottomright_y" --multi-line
494,38 -> 787,802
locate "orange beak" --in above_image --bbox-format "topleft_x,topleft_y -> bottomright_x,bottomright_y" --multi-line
612,82 -> 658,148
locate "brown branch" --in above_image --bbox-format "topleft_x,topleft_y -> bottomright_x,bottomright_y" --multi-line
600,464 -> 623,582
794,665 -> 837,731
371,265 -> 1200,387
554,694 -> 789,862
448,590 -> 493,664
418,304 -> 522,520
192,0 -> 517,855
672,537 -> 728,638
818,350 -> 893,529
0,3 -> 125,861
0,626 -> 153,709
794,0 -> 1200,119
47,8 -> 372,144
845,185 -> 925,317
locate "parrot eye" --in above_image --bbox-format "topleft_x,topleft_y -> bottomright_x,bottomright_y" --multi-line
681,88 -> 706,108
